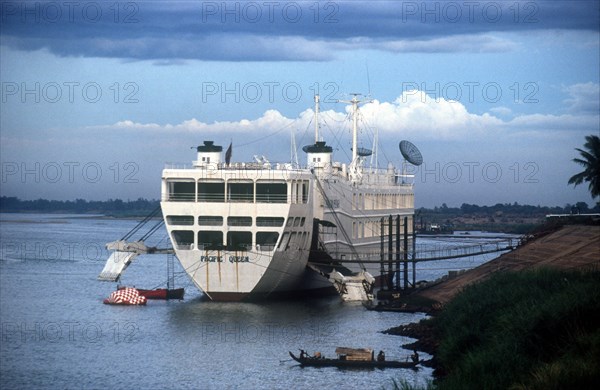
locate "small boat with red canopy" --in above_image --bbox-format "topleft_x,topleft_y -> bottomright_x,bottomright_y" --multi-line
117,285 -> 184,300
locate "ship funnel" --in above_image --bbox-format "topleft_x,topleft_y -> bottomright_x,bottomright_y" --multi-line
303,141 -> 332,169
194,140 -> 223,167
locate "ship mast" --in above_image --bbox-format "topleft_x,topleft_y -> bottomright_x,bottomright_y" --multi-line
351,95 -> 358,164
339,94 -> 370,170
314,94 -> 320,142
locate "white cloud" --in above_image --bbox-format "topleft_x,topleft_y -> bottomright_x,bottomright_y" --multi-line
489,106 -> 513,116
358,91 -> 503,138
91,109 -> 296,134
319,34 -> 519,55
371,34 -> 518,53
563,82 -> 600,114
90,90 -> 597,142
506,113 -> 599,133
112,120 -> 163,130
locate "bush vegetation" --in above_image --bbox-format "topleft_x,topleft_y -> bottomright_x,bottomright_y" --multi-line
428,268 -> 600,389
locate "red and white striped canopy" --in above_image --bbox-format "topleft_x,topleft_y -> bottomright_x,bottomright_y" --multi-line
105,287 -> 146,305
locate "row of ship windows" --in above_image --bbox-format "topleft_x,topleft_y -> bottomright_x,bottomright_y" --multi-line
167,215 -> 306,228
172,231 -> 276,251
352,193 -> 414,211
171,230 -> 310,252
165,180 -> 309,204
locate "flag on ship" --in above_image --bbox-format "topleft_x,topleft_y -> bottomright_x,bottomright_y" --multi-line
225,142 -> 232,165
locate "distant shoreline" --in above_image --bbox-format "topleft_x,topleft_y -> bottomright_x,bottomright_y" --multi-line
0,212 -> 160,220
2,196 -> 598,232
0,196 -> 160,218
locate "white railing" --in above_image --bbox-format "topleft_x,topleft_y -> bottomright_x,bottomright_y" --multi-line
164,163 -> 194,169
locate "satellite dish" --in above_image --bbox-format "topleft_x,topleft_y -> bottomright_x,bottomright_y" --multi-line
356,147 -> 372,157
399,140 -> 423,166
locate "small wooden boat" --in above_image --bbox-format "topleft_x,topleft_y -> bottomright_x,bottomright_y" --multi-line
136,288 -> 184,300
289,348 -> 419,369
117,286 -> 184,300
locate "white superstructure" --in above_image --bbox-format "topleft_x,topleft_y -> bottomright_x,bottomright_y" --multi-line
161,96 -> 415,301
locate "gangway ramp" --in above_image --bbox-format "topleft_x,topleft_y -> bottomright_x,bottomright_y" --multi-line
98,240 -> 174,281
97,206 -> 174,282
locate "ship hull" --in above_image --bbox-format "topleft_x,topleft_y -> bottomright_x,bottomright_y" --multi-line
160,165 -> 323,300
171,245 -> 332,300
206,273 -> 337,301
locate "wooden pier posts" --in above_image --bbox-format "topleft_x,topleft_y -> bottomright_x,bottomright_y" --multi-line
379,214 -> 412,293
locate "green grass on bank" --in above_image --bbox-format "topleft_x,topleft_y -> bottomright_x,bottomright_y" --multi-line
436,268 -> 600,389
405,268 -> 600,390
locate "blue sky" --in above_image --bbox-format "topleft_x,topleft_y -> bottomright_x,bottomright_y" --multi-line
1,0 -> 599,207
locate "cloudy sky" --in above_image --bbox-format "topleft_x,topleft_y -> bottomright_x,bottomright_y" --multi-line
1,0 -> 599,207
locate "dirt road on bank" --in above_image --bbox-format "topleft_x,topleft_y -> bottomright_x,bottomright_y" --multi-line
415,224 -> 600,306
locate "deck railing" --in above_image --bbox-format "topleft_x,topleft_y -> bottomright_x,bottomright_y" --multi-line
163,193 -> 289,203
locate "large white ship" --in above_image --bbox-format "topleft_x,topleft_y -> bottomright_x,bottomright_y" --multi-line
160,95 -> 416,301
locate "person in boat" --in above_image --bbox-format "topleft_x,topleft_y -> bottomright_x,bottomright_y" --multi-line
377,350 -> 385,362
314,351 -> 322,359
300,349 -> 307,359
411,350 -> 419,363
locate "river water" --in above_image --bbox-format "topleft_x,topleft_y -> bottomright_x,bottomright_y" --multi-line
0,213 -> 512,389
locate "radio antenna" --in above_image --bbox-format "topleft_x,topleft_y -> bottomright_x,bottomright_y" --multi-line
365,61 -> 371,97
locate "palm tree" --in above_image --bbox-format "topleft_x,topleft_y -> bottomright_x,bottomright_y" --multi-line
568,135 -> 600,199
